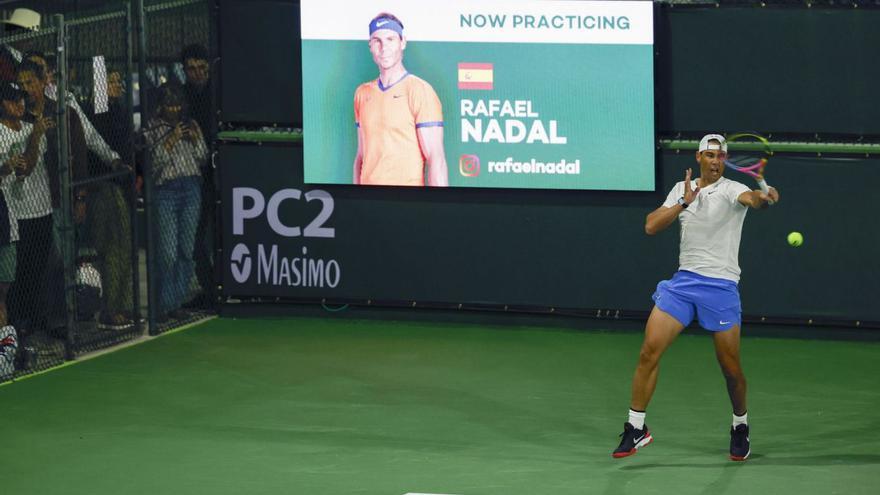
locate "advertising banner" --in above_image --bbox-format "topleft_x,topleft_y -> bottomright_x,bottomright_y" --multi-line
301,0 -> 655,190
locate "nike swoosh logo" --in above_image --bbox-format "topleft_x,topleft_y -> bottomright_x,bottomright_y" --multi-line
393,95 -> 403,99
633,433 -> 646,444
708,191 -> 716,195
720,321 -> 731,325
376,20 -> 389,27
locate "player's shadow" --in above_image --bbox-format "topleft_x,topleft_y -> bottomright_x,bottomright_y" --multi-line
618,452 -> 880,470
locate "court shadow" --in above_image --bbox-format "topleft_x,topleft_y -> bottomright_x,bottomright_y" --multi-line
618,452 -> 880,470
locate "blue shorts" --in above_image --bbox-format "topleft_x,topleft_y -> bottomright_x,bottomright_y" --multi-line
652,270 -> 741,331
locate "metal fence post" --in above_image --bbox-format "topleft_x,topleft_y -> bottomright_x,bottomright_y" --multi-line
125,1 -> 143,334
54,14 -> 76,360
136,0 -> 158,334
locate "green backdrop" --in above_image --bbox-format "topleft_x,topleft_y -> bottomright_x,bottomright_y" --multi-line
220,143 -> 880,323
217,3 -> 880,325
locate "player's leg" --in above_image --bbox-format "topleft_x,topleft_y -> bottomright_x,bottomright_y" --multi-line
612,305 -> 686,458
632,305 -> 686,411
713,325 -> 746,414
713,325 -> 750,461
695,275 -> 749,461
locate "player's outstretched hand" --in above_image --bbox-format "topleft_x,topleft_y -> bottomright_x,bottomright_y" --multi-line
683,168 -> 700,204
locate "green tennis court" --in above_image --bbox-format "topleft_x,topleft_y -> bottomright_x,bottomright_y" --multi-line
3,316 -> 878,494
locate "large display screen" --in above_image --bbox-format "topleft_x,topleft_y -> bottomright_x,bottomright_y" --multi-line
301,0 -> 655,190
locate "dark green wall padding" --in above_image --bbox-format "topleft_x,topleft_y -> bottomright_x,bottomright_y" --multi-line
216,4 -> 880,325
655,6 -> 880,136
3,317 -> 879,494
220,143 -> 880,323
216,131 -> 880,156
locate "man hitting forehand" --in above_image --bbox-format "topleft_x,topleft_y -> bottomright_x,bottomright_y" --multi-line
612,134 -> 780,462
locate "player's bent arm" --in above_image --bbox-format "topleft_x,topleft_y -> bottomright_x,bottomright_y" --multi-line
417,126 -> 449,187
645,205 -> 683,235
353,127 -> 364,185
737,187 -> 779,209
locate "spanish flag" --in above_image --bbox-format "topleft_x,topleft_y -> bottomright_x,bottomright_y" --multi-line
458,62 -> 493,90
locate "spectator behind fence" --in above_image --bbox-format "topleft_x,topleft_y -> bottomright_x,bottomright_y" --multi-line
181,44 -> 211,138
90,70 -> 131,160
22,52 -> 126,171
1,71 -> 53,336
0,9 -> 41,83
143,83 -> 207,322
18,59 -> 89,217
17,52 -> 68,330
84,68 -> 135,329
1,9 -> 40,34
181,44 -> 214,307
14,59 -> 89,335
24,52 -> 134,330
0,82 -> 26,376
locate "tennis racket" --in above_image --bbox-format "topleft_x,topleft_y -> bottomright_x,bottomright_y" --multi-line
724,132 -> 775,205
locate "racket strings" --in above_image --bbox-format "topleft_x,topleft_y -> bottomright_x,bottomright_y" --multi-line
724,135 -> 772,202
724,136 -> 769,179
725,157 -> 766,177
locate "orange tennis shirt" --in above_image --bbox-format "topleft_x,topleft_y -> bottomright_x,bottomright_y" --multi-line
354,73 -> 443,186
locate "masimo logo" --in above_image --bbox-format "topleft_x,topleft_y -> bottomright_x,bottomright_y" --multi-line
459,154 -> 480,177
228,187 -> 343,289
230,243 -> 252,283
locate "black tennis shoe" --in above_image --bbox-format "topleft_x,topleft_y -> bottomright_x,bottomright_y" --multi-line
612,422 -> 653,458
729,424 -> 750,461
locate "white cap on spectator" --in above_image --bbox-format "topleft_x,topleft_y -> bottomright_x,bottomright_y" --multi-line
2,8 -> 41,31
698,133 -> 727,153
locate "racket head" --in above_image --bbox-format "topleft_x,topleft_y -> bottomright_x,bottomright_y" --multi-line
723,133 -> 771,179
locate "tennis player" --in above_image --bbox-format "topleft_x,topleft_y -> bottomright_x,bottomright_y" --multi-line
612,134 -> 780,461
352,13 -> 449,187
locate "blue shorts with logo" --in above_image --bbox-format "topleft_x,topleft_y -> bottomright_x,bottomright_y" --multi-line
652,270 -> 741,331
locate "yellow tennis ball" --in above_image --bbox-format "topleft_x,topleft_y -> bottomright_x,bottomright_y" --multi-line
787,232 -> 803,247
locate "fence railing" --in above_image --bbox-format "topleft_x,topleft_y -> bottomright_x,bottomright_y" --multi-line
0,0 -> 215,383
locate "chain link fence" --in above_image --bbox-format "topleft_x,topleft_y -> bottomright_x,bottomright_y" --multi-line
142,0 -> 215,334
0,24 -> 68,378
1,0 -> 216,382
66,8 -> 142,352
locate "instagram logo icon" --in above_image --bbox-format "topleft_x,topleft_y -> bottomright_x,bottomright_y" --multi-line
459,154 -> 480,177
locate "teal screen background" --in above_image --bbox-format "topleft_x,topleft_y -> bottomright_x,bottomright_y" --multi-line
302,40 -> 655,190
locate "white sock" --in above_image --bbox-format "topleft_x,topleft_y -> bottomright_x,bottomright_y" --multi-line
733,412 -> 748,427
628,409 -> 646,430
